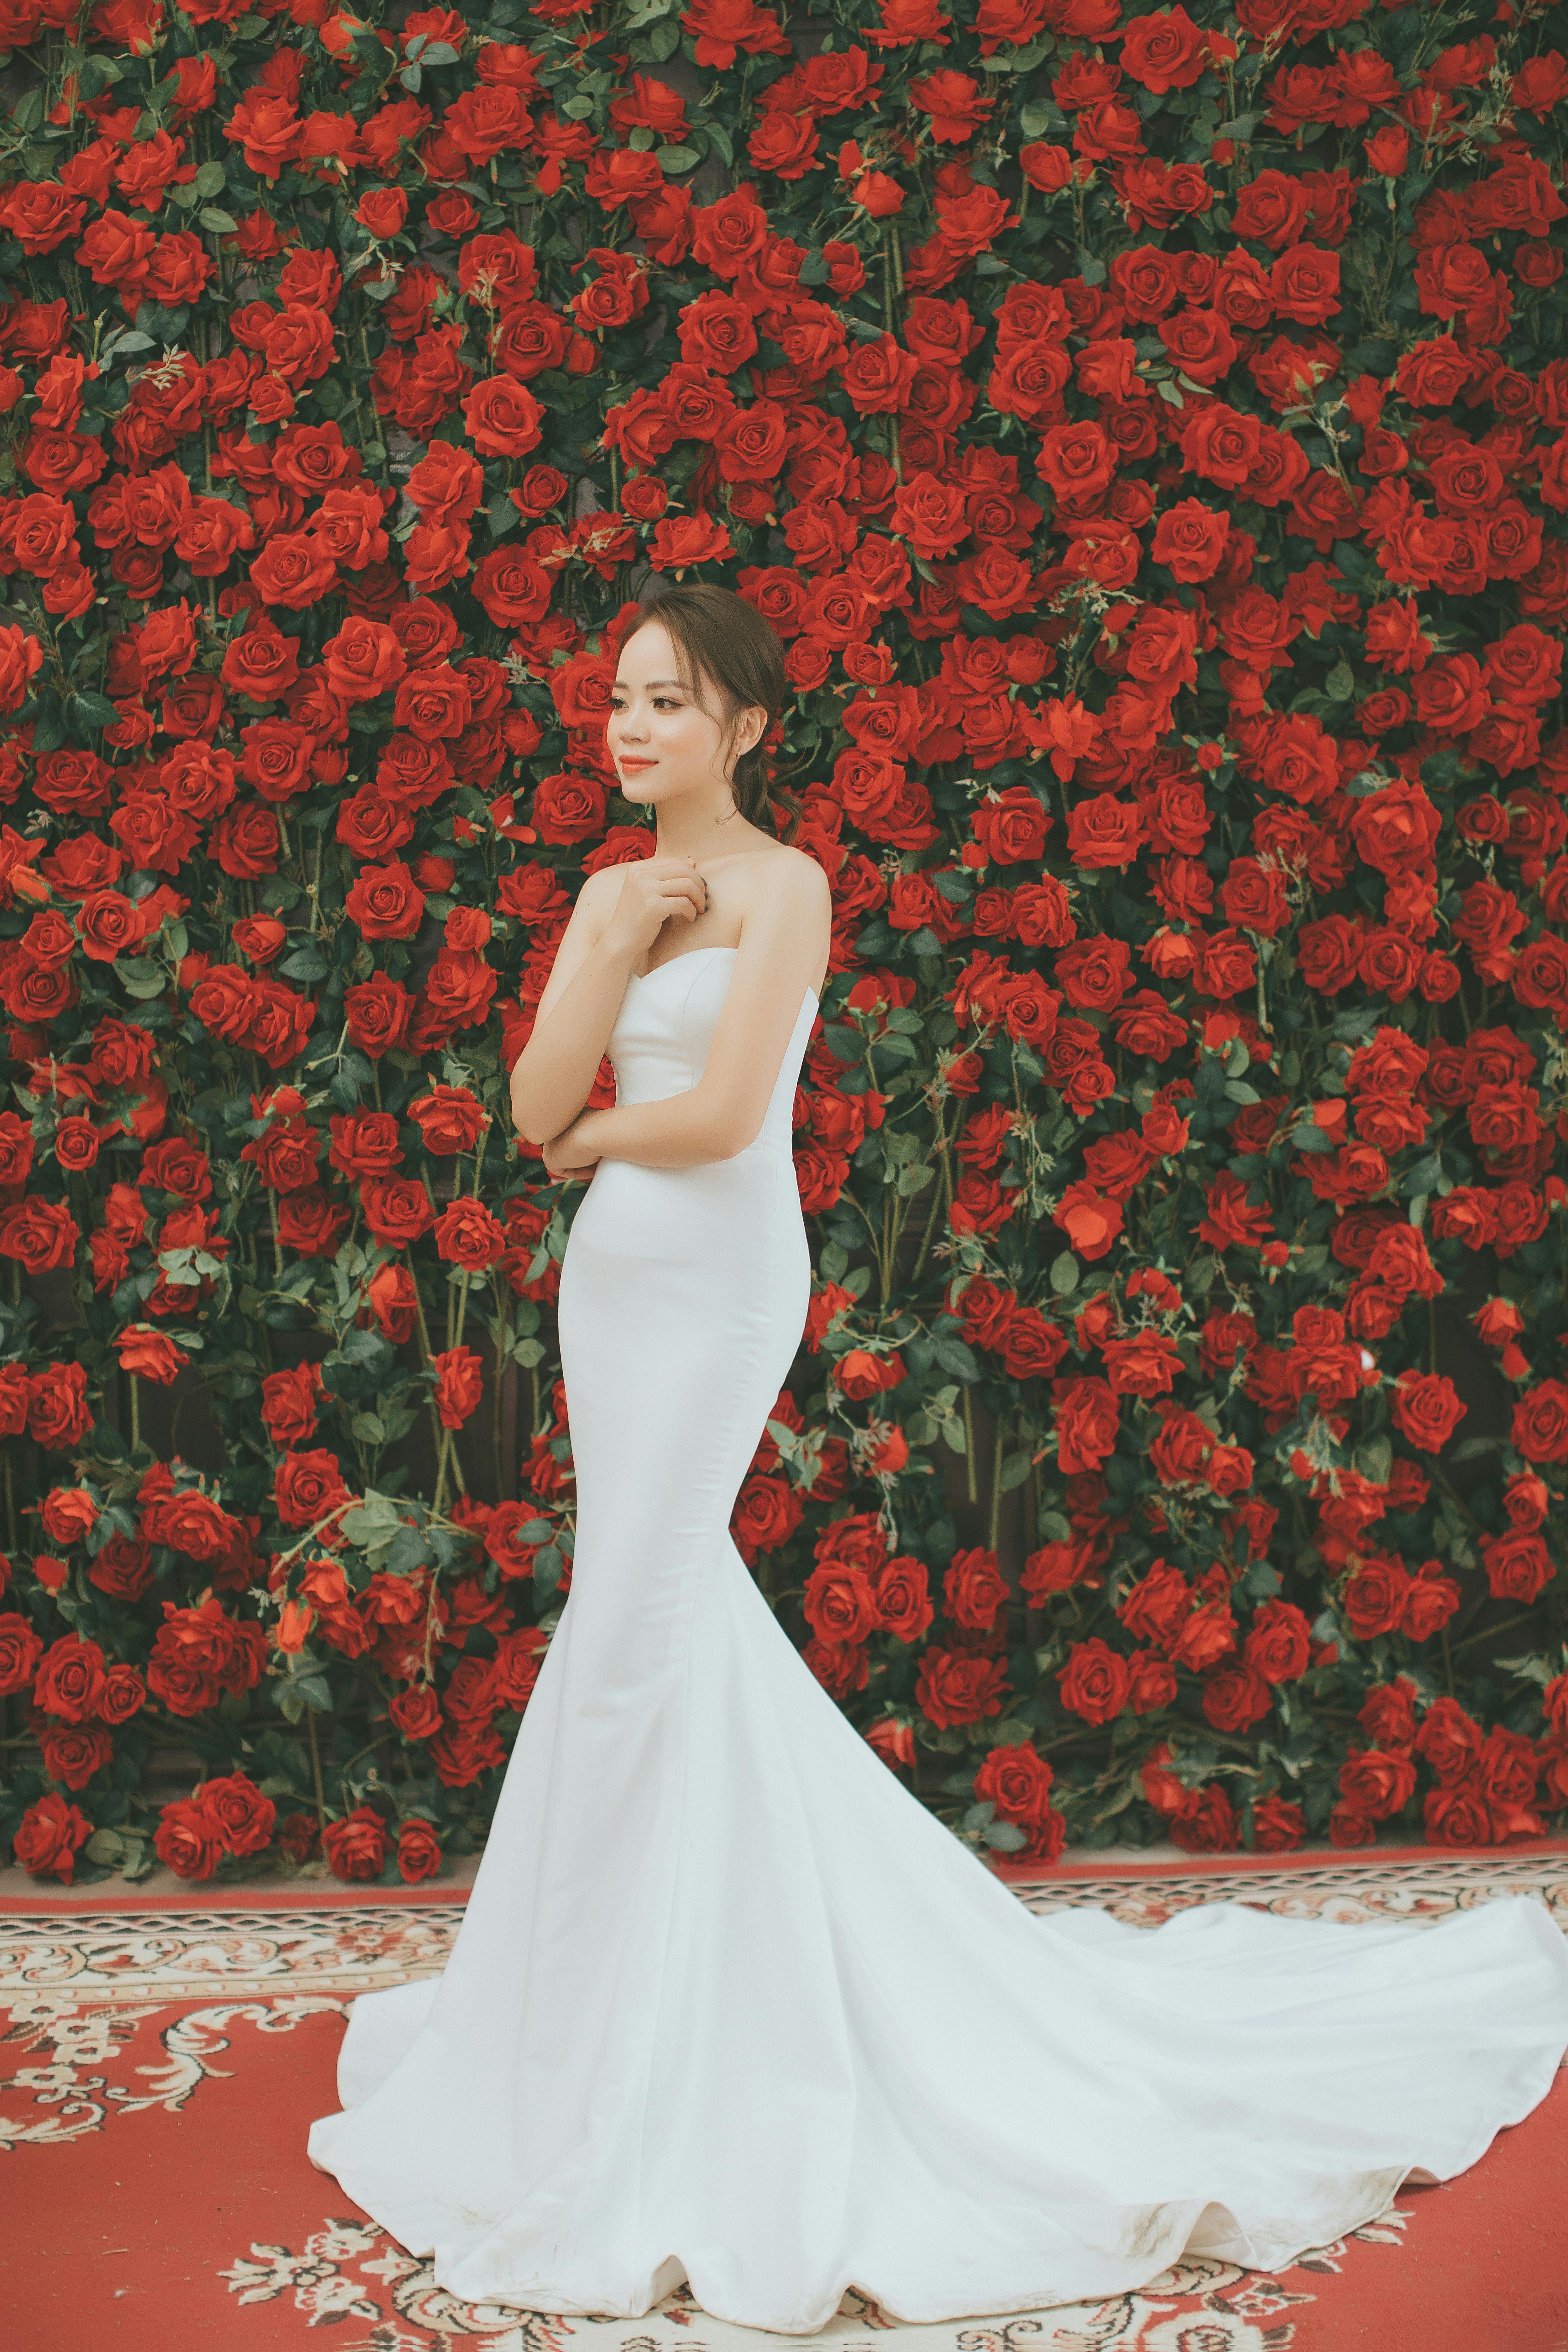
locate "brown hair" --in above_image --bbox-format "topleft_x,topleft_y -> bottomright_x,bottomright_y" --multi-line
620,582 -> 802,840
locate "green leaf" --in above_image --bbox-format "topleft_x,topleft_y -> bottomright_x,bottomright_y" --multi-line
1049,1250 -> 1079,1295
113,956 -> 167,1000
199,206 -> 239,235
1494,1652 -> 1553,1687
340,1492 -> 401,1545
384,1525 -> 431,1574
656,143 -> 700,172
71,690 -> 117,729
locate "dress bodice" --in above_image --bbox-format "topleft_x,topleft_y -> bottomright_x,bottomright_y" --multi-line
606,946 -> 817,1162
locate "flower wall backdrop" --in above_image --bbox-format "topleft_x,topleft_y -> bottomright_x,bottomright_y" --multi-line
1,0 -> 1567,1889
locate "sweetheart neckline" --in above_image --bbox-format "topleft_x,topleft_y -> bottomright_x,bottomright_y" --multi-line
629,945 -> 819,1007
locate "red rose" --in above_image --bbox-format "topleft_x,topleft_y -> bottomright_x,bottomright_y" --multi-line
1037,420 -> 1115,501
1512,1379 -> 1568,1463
915,1645 -> 1010,1728
1152,498 -> 1230,581
321,615 -> 407,704
1167,1784 -> 1241,1853
971,783 -> 1052,864
339,972 -> 411,1059
1201,1662 -> 1273,1732
875,1555 -> 933,1642
323,1800 -> 390,1881
397,1819 -> 443,1883
943,1545 -> 1008,1630
650,512 -> 734,570
1120,5 -> 1205,91
274,1448 -> 350,1531
13,1788 -> 93,1881
1066,792 -> 1146,869
1478,1529 -> 1555,1604
1421,1781 -> 1497,1848
201,1770 -> 278,1856
1057,1636 -> 1132,1724
690,187 -> 769,275
804,1555 -> 881,1643
344,859 -> 425,941
974,1738 -> 1057,1829
1413,1694 -> 1483,1785
0,1197 -> 79,1273
1390,1370 -> 1466,1454
463,375 -> 544,457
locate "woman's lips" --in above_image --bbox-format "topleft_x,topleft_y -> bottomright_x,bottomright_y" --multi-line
618,757 -> 655,770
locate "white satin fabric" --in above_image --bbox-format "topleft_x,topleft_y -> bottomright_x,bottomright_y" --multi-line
308,943 -> 1568,2333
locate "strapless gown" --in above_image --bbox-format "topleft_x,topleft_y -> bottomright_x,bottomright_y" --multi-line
307,943 -> 1568,2332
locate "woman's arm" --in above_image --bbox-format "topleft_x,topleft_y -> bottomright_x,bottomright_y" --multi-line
556,1089 -> 737,1171
508,870 -> 638,1148
562,853 -> 831,1171
513,855 -> 711,1148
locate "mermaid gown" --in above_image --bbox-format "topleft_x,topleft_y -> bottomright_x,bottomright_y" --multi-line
308,942 -> 1568,2332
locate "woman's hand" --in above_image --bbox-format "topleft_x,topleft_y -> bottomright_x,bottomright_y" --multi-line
542,1115 -> 603,1180
602,856 -> 707,961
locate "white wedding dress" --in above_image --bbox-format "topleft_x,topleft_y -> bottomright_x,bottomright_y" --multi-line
308,943 -> 1568,2332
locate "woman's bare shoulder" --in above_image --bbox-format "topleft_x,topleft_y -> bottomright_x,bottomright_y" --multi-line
736,842 -> 831,901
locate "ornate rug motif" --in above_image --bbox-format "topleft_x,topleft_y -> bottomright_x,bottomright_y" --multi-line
4,1848 -> 1566,2004
216,2211 -> 1411,2352
0,1993 -> 345,2153
4,1858 -> 1565,2348
1013,1849 -> 1568,1932
0,1903 -> 460,2003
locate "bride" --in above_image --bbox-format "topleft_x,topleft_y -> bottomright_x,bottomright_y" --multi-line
307,583 -> 1568,2334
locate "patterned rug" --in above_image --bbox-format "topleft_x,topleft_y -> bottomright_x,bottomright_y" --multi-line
2,1854 -> 1567,2352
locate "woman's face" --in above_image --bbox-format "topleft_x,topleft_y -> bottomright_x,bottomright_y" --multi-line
606,621 -> 762,808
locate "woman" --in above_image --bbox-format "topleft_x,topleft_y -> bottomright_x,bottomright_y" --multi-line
308,584 -> 1568,2334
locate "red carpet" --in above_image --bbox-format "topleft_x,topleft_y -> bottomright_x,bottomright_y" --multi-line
2,1861 -> 1565,2352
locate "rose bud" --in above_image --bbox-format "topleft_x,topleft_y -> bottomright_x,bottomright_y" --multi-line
1475,1297 -> 1525,1346
1365,127 -> 1410,176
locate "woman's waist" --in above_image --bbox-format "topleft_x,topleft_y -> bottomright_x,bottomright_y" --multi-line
565,1149 -> 806,1263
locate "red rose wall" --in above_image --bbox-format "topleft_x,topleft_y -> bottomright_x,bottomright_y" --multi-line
0,0 -> 1566,1894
